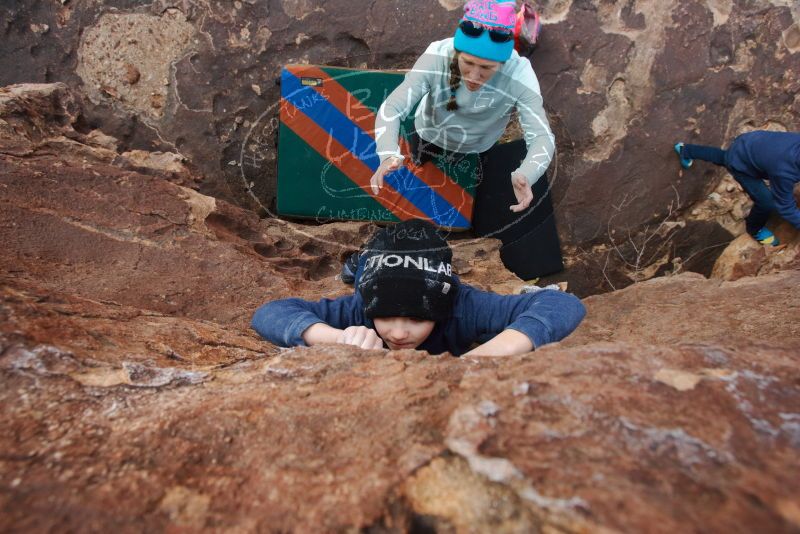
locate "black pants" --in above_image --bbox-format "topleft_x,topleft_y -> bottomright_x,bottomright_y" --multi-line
406,130 -> 493,200
407,130 -> 487,168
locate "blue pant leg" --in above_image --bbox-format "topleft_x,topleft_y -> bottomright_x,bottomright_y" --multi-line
729,169 -> 775,235
683,144 -> 727,166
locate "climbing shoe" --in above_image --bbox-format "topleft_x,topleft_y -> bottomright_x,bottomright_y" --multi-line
752,227 -> 780,246
674,142 -> 693,169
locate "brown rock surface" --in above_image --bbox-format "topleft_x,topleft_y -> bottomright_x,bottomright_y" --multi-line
0,83 -> 116,163
710,234 -> 770,281
711,191 -> 800,281
564,271 -> 800,349
2,273 -> 799,531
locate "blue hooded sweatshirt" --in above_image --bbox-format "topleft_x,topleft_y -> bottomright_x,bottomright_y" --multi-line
251,275 -> 586,356
726,131 -> 800,229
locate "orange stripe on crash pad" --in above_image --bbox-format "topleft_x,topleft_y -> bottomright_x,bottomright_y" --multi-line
280,99 -> 429,221
398,148 -> 475,222
285,65 -> 474,223
287,65 -> 377,135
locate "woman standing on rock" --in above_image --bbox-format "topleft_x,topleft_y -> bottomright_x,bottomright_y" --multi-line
370,0 -> 555,213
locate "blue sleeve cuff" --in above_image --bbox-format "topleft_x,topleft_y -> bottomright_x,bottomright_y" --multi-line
506,317 -> 553,349
286,315 -> 325,347
506,290 -> 586,348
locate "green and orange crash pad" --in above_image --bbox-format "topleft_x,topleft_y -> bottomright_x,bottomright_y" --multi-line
277,64 -> 479,230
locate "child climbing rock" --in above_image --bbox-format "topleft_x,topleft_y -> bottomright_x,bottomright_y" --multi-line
252,220 -> 585,357
370,0 -> 555,213
674,130 -> 800,245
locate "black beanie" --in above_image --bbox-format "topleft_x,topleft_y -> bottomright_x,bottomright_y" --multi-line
357,220 -> 456,321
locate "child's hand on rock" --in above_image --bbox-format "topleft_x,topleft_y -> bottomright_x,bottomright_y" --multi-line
337,325 -> 384,350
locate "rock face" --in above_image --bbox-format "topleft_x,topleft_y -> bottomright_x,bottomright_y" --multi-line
4,284 -> 800,532
710,196 -> 800,281
564,270 -> 800,348
2,84 -> 800,532
3,272 -> 800,532
2,1 -> 798,295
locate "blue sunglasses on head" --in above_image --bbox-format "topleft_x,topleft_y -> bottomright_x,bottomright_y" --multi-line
459,20 -> 513,43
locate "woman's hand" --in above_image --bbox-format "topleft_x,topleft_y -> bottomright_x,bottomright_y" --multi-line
337,326 -> 385,350
370,156 -> 404,195
510,172 -> 534,212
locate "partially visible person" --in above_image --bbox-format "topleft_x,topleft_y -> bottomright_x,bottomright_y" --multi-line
371,0 -> 555,213
252,220 -> 585,357
675,130 -> 800,245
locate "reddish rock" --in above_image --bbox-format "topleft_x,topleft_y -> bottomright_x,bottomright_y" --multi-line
123,63 -> 141,85
711,234 -> 768,281
111,149 -> 198,188
2,274 -> 799,531
564,271 -> 800,349
0,83 -> 103,160
0,276 -> 268,370
711,200 -> 800,282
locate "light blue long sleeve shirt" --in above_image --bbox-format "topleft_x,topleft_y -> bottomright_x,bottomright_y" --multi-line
375,38 -> 555,186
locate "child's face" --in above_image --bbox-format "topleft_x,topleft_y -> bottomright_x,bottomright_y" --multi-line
373,317 -> 436,350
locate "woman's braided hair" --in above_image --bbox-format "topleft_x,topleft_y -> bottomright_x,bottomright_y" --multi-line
446,51 -> 461,111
